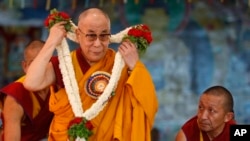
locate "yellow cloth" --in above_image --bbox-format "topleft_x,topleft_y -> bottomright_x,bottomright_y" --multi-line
16,76 -> 41,118
48,49 -> 158,141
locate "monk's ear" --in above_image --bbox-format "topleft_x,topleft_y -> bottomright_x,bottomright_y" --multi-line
75,29 -> 81,42
224,112 -> 234,122
22,61 -> 27,73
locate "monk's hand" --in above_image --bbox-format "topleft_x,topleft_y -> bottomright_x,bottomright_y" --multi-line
47,21 -> 67,47
118,40 -> 139,70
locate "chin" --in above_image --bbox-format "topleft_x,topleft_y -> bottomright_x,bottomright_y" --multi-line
88,57 -> 102,64
198,124 -> 212,132
200,127 -> 211,132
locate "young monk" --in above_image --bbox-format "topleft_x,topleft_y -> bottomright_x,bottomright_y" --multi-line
0,40 -> 54,141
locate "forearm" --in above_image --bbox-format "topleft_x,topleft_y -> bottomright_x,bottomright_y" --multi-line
4,123 -> 21,141
24,22 -> 66,91
24,41 -> 56,91
3,96 -> 23,141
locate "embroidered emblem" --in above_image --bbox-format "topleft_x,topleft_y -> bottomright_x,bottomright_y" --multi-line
85,71 -> 111,99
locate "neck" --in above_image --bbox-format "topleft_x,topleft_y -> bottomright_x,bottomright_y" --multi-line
36,87 -> 49,101
80,50 -> 96,66
206,124 -> 225,141
87,60 -> 96,66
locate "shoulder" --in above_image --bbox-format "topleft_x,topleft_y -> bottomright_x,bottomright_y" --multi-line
181,116 -> 200,139
0,81 -> 28,97
182,116 -> 199,131
1,82 -> 27,117
175,129 -> 187,141
175,116 -> 197,141
0,80 -> 32,107
3,95 -> 24,120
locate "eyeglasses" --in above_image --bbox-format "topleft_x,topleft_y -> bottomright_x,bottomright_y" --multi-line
78,29 -> 111,42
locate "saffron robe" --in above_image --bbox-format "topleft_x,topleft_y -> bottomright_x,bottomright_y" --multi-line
0,76 -> 54,141
182,116 -> 236,141
48,48 -> 158,141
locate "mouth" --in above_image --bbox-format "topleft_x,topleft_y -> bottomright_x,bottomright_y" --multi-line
92,49 -> 103,53
90,51 -> 102,56
198,121 -> 211,129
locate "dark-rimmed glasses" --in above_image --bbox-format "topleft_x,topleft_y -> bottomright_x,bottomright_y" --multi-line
78,29 -> 111,42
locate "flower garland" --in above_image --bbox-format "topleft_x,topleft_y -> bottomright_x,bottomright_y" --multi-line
61,26 -> 125,141
44,9 -> 152,141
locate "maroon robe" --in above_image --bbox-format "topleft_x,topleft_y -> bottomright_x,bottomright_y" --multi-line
182,116 -> 236,141
0,78 -> 54,141
50,47 -> 90,88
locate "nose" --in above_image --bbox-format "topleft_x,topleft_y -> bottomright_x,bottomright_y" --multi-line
199,110 -> 208,119
93,37 -> 102,46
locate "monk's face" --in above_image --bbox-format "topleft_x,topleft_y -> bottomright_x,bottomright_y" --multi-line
197,94 -> 232,135
22,48 -> 41,73
76,11 -> 110,65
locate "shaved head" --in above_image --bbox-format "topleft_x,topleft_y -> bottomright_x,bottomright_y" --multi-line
24,40 -> 45,61
22,40 -> 45,73
78,8 -> 110,29
202,85 -> 234,113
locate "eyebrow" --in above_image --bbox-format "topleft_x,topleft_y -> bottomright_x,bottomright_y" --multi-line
86,29 -> 110,33
200,101 -> 220,109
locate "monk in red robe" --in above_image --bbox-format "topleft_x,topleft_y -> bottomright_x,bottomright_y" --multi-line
0,40 -> 54,141
175,86 -> 236,141
24,8 -> 158,141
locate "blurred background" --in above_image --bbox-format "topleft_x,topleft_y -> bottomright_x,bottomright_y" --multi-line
0,0 -> 250,140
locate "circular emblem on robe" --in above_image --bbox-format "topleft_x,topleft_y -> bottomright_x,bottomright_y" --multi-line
85,71 -> 111,99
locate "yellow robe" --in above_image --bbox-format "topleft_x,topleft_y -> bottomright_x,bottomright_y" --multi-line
48,49 -> 158,141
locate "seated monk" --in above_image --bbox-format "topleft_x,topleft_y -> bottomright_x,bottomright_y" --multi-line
0,40 -> 54,141
175,85 -> 236,141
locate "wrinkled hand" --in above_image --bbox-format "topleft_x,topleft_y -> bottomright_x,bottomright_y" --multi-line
46,21 -> 67,47
118,40 -> 139,70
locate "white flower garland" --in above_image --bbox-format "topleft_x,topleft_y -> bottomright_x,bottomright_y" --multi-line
56,38 -> 84,117
56,21 -> 131,121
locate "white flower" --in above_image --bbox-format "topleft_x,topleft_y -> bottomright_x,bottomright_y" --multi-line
56,21 -> 129,140
110,27 -> 131,43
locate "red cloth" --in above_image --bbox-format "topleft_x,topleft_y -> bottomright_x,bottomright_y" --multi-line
0,81 -> 54,141
182,116 -> 236,141
50,47 -> 90,88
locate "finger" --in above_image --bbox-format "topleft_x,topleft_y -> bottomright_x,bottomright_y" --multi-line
119,43 -> 128,51
118,46 -> 125,53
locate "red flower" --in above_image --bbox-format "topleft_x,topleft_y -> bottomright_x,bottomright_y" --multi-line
68,117 -> 83,128
85,121 -> 94,130
44,14 -> 55,27
44,8 -> 72,32
144,32 -> 153,44
59,12 -> 70,19
128,29 -> 143,37
123,24 -> 153,56
141,24 -> 150,31
68,117 -> 93,141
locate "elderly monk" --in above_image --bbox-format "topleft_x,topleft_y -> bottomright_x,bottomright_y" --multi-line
24,8 -> 158,141
0,40 -> 54,141
175,86 -> 236,141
